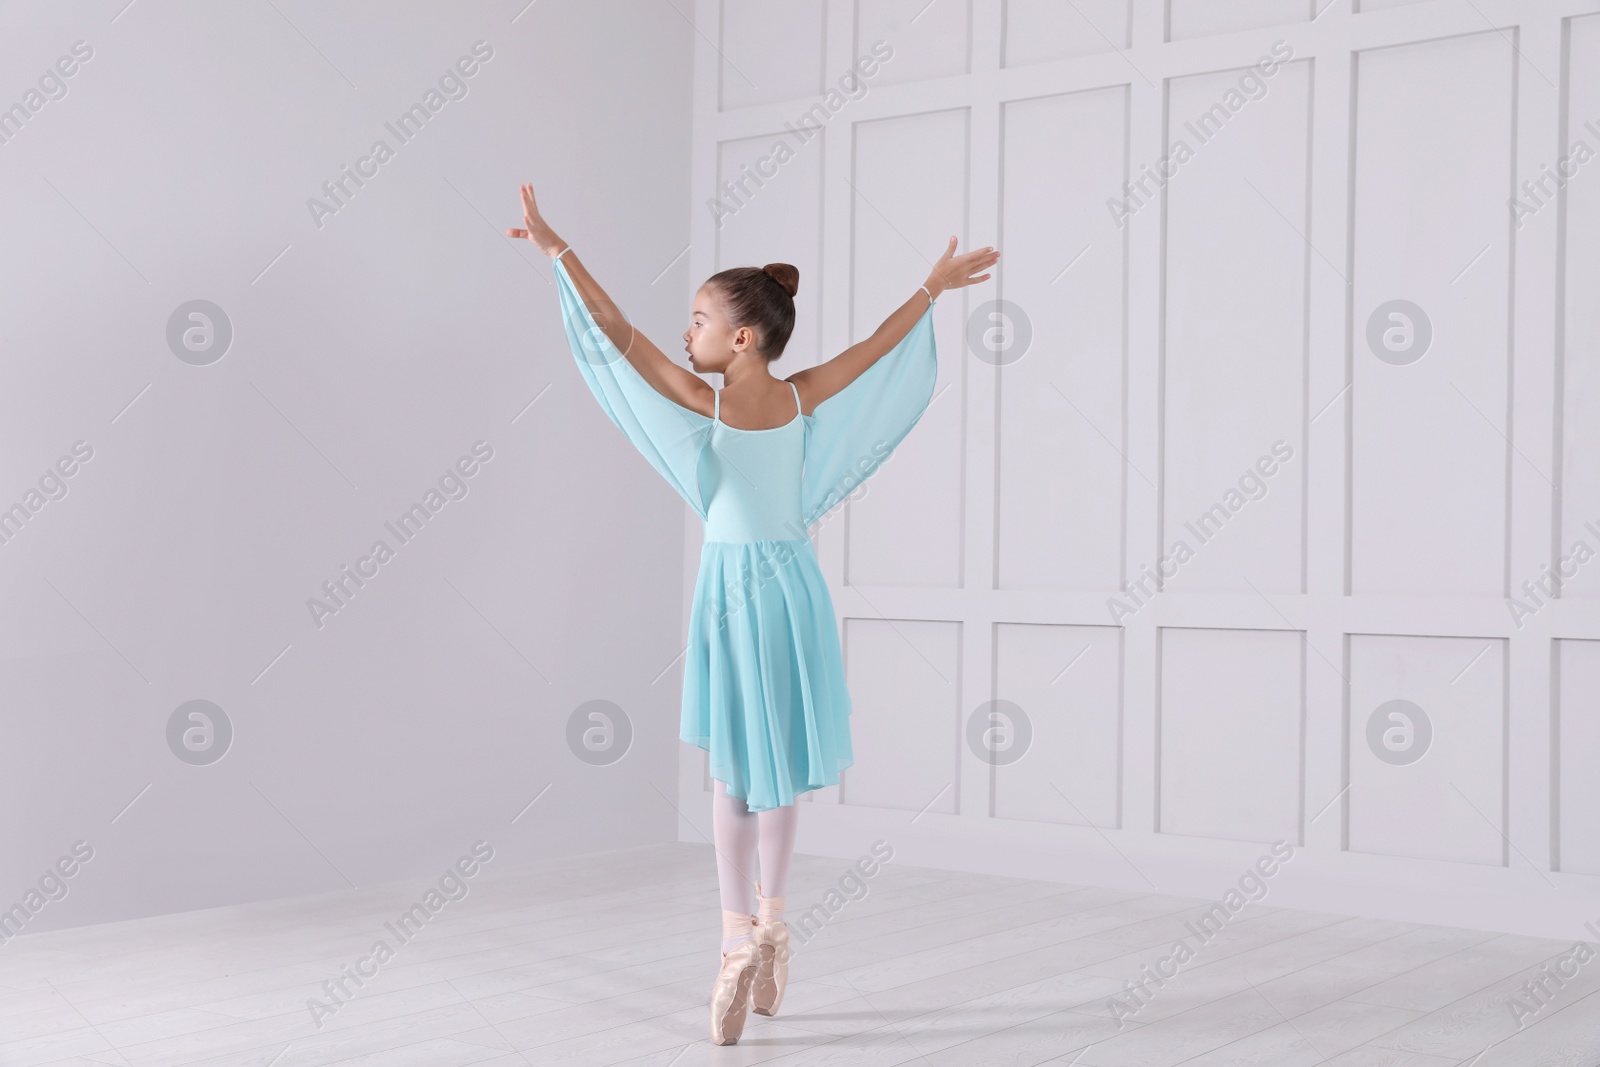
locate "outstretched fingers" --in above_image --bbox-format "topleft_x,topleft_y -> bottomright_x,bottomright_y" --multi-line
509,182 -> 542,241
963,248 -> 1000,282
932,243 -> 1000,289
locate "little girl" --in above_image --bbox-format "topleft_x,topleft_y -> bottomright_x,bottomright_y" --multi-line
508,182 -> 996,1044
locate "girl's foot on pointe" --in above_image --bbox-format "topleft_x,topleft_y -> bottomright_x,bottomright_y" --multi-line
751,881 -> 790,1016
709,919 -> 760,1045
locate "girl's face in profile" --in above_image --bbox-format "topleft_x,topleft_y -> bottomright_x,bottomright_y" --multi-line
684,286 -> 755,374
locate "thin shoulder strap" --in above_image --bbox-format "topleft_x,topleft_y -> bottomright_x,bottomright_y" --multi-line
788,380 -> 801,418
712,388 -> 720,424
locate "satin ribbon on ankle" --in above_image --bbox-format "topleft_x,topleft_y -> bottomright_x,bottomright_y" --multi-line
721,908 -> 754,944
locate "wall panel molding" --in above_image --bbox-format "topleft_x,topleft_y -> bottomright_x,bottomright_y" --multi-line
680,0 -> 1600,941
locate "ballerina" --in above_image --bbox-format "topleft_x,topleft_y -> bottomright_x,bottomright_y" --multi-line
508,182 -> 997,1044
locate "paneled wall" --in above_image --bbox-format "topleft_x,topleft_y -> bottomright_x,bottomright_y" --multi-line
680,0 -> 1600,939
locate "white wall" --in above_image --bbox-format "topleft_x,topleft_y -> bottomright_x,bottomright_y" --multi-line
0,0 -> 693,933
679,0 -> 1600,941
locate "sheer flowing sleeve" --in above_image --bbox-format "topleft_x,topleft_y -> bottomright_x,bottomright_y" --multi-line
800,303 -> 939,529
552,255 -> 714,520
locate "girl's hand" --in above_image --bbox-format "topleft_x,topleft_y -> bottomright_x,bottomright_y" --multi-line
925,237 -> 1000,299
505,183 -> 567,257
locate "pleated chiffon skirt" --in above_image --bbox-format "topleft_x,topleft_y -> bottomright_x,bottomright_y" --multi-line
679,536 -> 853,813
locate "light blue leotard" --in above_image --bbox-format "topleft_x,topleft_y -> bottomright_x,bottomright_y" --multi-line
550,253 -> 938,811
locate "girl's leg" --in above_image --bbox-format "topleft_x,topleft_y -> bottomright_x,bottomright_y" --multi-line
748,801 -> 798,1018
711,778 -> 759,953
756,801 -> 798,918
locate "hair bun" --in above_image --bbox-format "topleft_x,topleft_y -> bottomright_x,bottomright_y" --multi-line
762,262 -> 799,299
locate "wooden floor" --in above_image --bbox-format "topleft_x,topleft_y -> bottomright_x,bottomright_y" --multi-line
3,843 -> 1598,1066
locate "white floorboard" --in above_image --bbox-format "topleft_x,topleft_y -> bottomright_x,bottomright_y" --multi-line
2,844 -> 1595,1066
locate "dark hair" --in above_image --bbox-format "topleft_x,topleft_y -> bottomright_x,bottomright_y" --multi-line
704,262 -> 799,360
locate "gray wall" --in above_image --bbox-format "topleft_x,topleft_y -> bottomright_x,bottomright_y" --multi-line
0,0 -> 693,932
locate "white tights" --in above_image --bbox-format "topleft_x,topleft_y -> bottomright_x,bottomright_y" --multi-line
712,778 -> 797,952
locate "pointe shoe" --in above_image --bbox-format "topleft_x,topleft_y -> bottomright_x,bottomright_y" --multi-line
751,882 -> 790,1017
709,937 -> 760,1045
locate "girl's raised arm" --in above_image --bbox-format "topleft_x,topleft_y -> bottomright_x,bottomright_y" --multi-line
507,183 -> 710,416
789,237 -> 998,407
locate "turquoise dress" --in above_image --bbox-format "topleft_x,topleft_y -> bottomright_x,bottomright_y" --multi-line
551,255 -> 939,811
